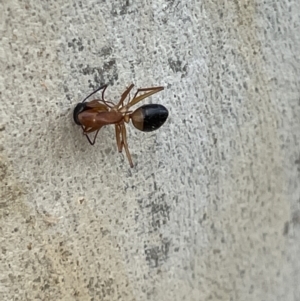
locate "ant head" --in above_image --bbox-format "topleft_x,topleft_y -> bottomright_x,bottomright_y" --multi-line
73,103 -> 87,125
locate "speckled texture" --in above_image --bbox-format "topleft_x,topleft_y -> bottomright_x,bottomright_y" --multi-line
1,1 -> 300,300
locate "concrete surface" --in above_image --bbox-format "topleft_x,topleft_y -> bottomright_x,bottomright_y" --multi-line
1,0 -> 300,300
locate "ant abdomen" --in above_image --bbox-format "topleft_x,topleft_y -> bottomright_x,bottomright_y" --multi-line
131,104 -> 169,132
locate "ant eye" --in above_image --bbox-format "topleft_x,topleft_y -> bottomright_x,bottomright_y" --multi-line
131,104 -> 168,132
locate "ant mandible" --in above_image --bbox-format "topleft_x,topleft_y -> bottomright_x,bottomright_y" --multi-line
73,84 -> 168,167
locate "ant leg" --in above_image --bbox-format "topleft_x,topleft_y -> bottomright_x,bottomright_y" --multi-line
84,129 -> 100,145
81,125 -> 101,145
85,133 -> 95,145
115,124 -> 122,152
84,99 -> 112,110
114,84 -> 135,109
82,84 -> 108,103
101,85 -> 108,100
120,123 -> 133,167
127,87 -> 164,108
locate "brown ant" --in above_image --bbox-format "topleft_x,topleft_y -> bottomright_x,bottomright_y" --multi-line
73,84 -> 168,167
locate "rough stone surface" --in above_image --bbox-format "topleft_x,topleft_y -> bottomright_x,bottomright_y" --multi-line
1,1 -> 300,300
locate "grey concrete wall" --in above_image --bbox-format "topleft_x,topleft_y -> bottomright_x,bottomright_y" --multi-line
1,1 -> 300,300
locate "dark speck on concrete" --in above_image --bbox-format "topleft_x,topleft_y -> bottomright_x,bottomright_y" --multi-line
145,237 -> 171,268
68,37 -> 84,51
100,46 -> 113,57
283,221 -> 289,235
168,58 -> 188,78
111,1 -> 132,16
78,59 -> 118,88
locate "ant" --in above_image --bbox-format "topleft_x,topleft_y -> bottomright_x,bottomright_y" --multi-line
73,84 -> 168,167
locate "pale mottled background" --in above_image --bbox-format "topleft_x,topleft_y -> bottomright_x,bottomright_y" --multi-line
1,1 -> 300,300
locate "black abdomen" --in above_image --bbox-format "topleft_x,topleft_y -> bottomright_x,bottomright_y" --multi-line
131,104 -> 169,132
